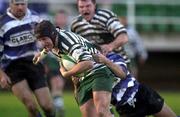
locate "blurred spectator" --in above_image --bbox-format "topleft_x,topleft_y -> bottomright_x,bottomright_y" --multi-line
0,0 -> 8,15
28,1 -> 51,22
43,54 -> 65,117
119,16 -> 148,79
54,9 -> 69,30
42,9 -> 70,117
28,1 -> 48,14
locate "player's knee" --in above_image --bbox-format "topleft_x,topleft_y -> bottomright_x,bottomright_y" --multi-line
41,102 -> 54,113
96,104 -> 109,117
96,108 -> 106,117
155,103 -> 177,117
21,97 -> 38,113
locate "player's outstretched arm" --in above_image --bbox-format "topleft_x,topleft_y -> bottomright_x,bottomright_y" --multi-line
60,60 -> 93,78
93,54 -> 126,79
100,33 -> 128,55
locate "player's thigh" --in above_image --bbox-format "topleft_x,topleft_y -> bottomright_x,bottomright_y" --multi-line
154,102 -> 176,117
12,80 -> 36,104
50,75 -> 64,90
26,62 -> 48,91
80,99 -> 98,117
34,87 -> 53,108
77,67 -> 113,106
93,91 -> 111,108
92,67 -> 113,92
92,68 -> 113,108
76,81 -> 93,106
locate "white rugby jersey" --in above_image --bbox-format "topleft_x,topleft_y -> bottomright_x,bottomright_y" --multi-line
71,9 -> 130,64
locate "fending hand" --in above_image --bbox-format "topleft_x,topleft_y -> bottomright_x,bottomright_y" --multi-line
93,53 -> 107,64
33,49 -> 48,64
60,67 -> 70,78
33,52 -> 41,64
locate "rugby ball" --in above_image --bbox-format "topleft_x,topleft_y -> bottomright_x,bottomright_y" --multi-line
61,54 -> 76,70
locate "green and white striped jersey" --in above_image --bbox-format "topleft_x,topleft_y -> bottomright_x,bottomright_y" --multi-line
55,29 -> 106,78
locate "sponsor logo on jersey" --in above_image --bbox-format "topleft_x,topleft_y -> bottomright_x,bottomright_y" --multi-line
9,30 -> 35,46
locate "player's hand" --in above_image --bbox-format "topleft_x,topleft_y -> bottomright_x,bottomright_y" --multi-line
0,73 -> 11,89
60,67 -> 69,78
71,76 -> 80,99
93,53 -> 108,64
33,52 -> 41,64
71,76 -> 80,86
100,44 -> 113,55
61,71 -> 69,78
33,49 -> 48,64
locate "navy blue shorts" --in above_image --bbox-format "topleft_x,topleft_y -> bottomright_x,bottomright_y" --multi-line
115,84 -> 164,117
5,58 -> 47,91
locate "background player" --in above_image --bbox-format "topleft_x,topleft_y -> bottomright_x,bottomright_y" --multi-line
119,16 -> 148,78
42,9 -> 70,117
71,0 -> 129,64
0,0 -> 55,117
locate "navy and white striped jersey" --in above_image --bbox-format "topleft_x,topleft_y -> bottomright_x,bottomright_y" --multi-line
106,52 -> 139,107
55,29 -> 107,78
0,8 -> 42,69
71,9 -> 130,63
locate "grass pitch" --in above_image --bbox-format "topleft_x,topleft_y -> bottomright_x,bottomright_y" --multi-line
0,91 -> 179,117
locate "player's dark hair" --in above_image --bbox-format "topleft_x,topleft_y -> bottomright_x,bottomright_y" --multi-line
34,20 -> 58,45
10,0 -> 28,4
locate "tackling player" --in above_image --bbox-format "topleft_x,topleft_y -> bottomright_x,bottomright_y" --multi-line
93,51 -> 177,117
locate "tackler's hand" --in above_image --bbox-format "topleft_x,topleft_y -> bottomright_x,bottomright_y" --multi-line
93,53 -> 108,64
0,72 -> 11,89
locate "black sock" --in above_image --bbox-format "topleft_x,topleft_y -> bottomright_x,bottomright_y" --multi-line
37,112 -> 43,117
44,112 -> 55,117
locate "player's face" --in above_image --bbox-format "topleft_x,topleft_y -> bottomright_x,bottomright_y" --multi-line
78,0 -> 96,21
38,37 -> 54,51
10,3 -> 27,19
55,13 -> 68,28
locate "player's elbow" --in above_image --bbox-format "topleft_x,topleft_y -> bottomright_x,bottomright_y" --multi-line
124,35 -> 128,44
81,61 -> 93,71
118,33 -> 128,44
120,73 -> 126,79
85,61 -> 94,70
